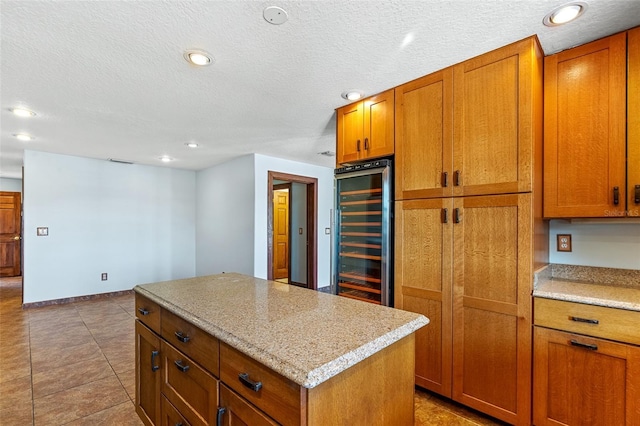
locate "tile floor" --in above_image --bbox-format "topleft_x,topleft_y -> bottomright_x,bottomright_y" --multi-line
0,277 -> 504,425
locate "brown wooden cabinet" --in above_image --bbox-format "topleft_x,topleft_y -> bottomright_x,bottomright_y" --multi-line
543,31 -> 636,218
336,89 -> 394,165
395,37 -> 542,200
136,321 -> 162,426
533,299 -> 640,425
219,384 -> 278,426
394,36 -> 545,426
629,27 -> 640,216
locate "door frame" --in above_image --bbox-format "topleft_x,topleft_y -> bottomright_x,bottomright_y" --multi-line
267,171 -> 318,290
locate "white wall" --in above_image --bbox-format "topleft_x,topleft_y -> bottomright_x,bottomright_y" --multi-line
290,182 -> 307,284
196,155 -> 255,276
253,154 -> 334,286
549,220 -> 640,270
0,177 -> 22,192
23,150 -> 196,303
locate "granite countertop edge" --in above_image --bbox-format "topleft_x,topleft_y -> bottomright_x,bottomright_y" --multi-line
532,264 -> 640,312
134,285 -> 429,388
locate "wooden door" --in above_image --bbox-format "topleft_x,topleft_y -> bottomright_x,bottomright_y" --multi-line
219,384 -> 278,426
453,36 -> 542,197
395,68 -> 453,200
395,198 -> 453,397
272,187 -> 290,280
544,32 -> 627,218
452,193 -> 532,425
336,101 -> 363,165
135,321 -> 161,426
0,192 -> 22,277
533,327 -> 640,426
629,27 -> 640,216
363,89 -> 395,160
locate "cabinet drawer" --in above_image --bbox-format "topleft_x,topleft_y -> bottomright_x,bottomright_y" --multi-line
220,342 -> 302,426
160,395 -> 191,426
161,309 -> 219,376
220,384 -> 278,426
136,293 -> 161,334
160,341 -> 218,426
534,298 -> 640,345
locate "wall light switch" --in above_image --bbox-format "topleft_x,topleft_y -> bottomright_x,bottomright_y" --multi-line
299,228 -> 303,234
557,234 -> 572,252
37,227 -> 49,236
325,227 -> 331,235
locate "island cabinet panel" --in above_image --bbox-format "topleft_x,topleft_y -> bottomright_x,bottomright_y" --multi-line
161,341 -> 219,426
544,32 -> 627,218
136,321 -> 162,426
219,342 -> 302,426
394,198 -> 453,396
533,327 -> 640,426
219,384 -> 278,426
160,395 -> 190,426
136,293 -> 161,334
336,89 -> 394,165
161,308 -> 220,375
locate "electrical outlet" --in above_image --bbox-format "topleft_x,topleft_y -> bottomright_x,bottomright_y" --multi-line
101,273 -> 108,281
557,234 -> 572,252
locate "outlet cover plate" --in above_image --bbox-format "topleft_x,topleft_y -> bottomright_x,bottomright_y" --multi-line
557,234 -> 572,252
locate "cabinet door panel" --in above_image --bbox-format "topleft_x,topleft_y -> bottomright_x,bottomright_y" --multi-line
364,89 -> 394,159
336,102 -> 363,164
452,194 -> 532,425
544,32 -> 627,217
629,27 -> 640,216
395,69 -> 453,200
395,198 -> 453,396
135,321 -> 161,426
534,327 -> 640,426
453,37 -> 540,196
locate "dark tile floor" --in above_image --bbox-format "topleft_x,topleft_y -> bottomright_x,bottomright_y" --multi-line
0,276 -> 503,425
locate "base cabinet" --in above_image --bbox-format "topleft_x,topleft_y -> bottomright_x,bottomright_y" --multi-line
533,327 -> 640,426
136,318 -> 161,426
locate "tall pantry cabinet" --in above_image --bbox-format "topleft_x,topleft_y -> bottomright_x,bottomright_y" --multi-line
394,36 -> 548,426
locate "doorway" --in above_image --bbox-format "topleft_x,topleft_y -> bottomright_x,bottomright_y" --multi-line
0,191 -> 22,278
267,171 -> 318,290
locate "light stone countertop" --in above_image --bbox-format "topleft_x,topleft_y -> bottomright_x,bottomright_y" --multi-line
533,264 -> 640,312
134,273 -> 429,389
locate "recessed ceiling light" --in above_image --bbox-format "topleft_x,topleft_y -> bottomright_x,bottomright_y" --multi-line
183,50 -> 213,66
185,142 -> 199,148
341,91 -> 364,101
10,107 -> 36,117
13,133 -> 34,141
159,155 -> 173,163
543,2 -> 587,26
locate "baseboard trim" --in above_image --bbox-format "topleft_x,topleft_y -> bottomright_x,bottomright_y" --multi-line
22,289 -> 134,309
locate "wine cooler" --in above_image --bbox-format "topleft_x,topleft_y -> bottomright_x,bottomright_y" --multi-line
332,159 -> 392,306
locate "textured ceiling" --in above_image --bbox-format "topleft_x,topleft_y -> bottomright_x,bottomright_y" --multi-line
2,0 -> 639,179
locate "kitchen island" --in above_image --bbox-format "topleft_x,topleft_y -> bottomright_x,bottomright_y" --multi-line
134,273 -> 429,426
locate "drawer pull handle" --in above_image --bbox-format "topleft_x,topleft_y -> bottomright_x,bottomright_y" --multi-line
151,350 -> 160,372
570,339 -> 598,351
613,186 -> 620,205
175,331 -> 190,343
635,185 -> 640,204
454,208 -> 461,224
174,360 -> 190,372
239,373 -> 263,392
356,139 -> 361,152
216,407 -> 226,426
442,208 -> 448,224
569,316 -> 599,325
443,171 -> 448,187
137,307 -> 149,316
175,423 -> 183,426
453,170 -> 461,186
364,137 -> 369,150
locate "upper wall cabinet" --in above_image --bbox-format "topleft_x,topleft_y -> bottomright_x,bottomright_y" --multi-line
395,37 -> 543,199
336,89 -> 394,165
629,27 -> 640,216
543,31 -> 637,218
